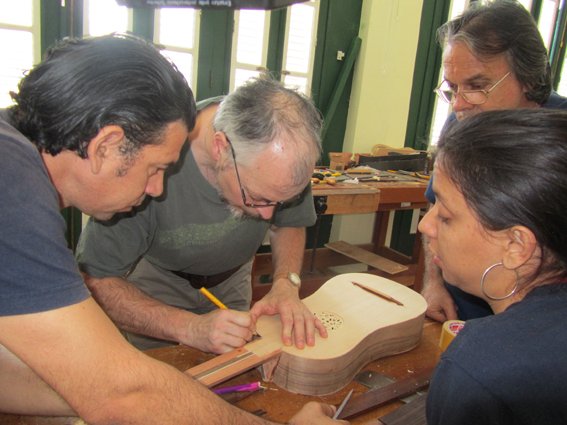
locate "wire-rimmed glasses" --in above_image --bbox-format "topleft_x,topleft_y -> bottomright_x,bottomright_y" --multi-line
434,72 -> 511,105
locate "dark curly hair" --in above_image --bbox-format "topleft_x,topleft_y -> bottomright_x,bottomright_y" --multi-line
9,33 -> 196,158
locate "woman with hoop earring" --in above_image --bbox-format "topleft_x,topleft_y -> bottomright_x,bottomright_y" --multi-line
420,108 -> 567,425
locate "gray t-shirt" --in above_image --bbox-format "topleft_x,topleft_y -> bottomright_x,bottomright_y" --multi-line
76,100 -> 316,278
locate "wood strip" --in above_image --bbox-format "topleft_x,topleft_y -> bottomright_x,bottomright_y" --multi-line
378,395 -> 426,425
311,183 -> 379,196
325,241 -> 408,275
338,367 -> 433,419
185,347 -> 282,387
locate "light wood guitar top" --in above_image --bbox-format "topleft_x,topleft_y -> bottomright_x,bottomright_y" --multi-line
187,273 -> 427,396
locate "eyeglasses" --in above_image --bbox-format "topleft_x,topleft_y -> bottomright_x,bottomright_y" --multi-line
434,72 -> 512,105
225,136 -> 283,208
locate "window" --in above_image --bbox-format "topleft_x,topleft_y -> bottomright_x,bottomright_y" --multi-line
83,0 -> 132,36
230,9 -> 270,90
154,8 -> 199,89
428,0 -> 469,147
83,1 -> 198,92
0,0 -> 40,107
280,1 -> 319,94
230,1 -> 319,94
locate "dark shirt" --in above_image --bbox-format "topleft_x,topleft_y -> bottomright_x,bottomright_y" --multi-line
427,283 -> 567,425
0,110 -> 89,315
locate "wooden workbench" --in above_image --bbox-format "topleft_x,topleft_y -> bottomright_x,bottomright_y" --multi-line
0,320 -> 441,424
311,179 -> 429,290
311,179 -> 428,216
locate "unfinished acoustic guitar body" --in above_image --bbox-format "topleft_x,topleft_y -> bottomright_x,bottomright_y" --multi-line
259,273 -> 427,395
187,273 -> 427,396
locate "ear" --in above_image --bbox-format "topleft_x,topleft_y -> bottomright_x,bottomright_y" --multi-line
501,225 -> 539,270
85,125 -> 125,174
210,131 -> 230,162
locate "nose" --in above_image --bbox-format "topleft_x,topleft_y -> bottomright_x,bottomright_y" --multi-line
255,206 -> 276,220
451,92 -> 474,113
418,207 -> 437,239
145,171 -> 165,197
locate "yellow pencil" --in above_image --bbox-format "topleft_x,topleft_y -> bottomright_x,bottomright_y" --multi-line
199,287 -> 261,339
199,287 -> 227,309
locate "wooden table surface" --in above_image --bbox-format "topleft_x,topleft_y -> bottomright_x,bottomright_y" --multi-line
0,320 -> 442,424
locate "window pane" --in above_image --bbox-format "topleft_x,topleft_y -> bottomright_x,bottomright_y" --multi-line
428,0 -> 468,147
0,29 -> 33,107
85,0 -> 129,36
234,68 -> 261,88
284,4 -> 314,73
557,60 -> 567,96
0,0 -> 33,26
283,75 -> 307,94
236,10 -> 266,65
161,50 -> 193,86
538,0 -> 557,49
448,0 -> 468,19
158,8 -> 195,48
517,0 -> 533,10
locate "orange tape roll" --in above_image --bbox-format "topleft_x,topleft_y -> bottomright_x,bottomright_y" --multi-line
439,320 -> 465,352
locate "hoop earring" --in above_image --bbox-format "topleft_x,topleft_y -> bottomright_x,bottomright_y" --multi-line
480,262 -> 518,301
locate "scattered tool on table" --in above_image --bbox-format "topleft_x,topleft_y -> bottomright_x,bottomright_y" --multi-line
337,367 -> 434,420
333,389 -> 354,419
311,170 -> 341,185
387,170 -> 430,180
213,381 -> 265,395
352,281 -> 404,306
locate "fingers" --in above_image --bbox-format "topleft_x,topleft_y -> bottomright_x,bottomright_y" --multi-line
252,292 -> 328,349
192,310 -> 256,354
442,302 -> 458,321
313,316 -> 328,340
279,308 -> 296,347
422,279 -> 460,323
289,401 -> 350,424
280,307 -> 329,349
425,308 -> 448,323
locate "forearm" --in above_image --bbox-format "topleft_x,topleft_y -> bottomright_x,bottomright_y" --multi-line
269,226 -> 305,288
84,274 -> 193,344
0,344 -> 74,416
100,353 -> 278,425
0,300 -> 278,425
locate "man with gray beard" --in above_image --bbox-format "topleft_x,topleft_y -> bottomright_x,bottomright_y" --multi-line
77,77 -> 328,353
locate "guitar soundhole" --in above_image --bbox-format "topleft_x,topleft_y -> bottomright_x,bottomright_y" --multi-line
314,311 -> 343,331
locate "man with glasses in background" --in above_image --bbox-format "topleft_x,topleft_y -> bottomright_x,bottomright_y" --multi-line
422,0 -> 567,323
77,77 -> 329,353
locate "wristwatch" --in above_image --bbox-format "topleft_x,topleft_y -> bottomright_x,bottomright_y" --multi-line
288,272 -> 302,289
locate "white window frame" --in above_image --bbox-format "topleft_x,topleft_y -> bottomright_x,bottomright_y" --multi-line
0,0 -> 41,107
280,0 -> 319,95
153,8 -> 200,91
229,9 -> 271,91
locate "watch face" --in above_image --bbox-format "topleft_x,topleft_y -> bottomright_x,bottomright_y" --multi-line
288,272 -> 301,287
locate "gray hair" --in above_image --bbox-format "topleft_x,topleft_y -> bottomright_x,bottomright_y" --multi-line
437,0 -> 551,105
213,77 -> 322,186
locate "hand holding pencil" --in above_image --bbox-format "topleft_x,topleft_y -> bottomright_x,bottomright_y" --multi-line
187,287 -> 257,354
